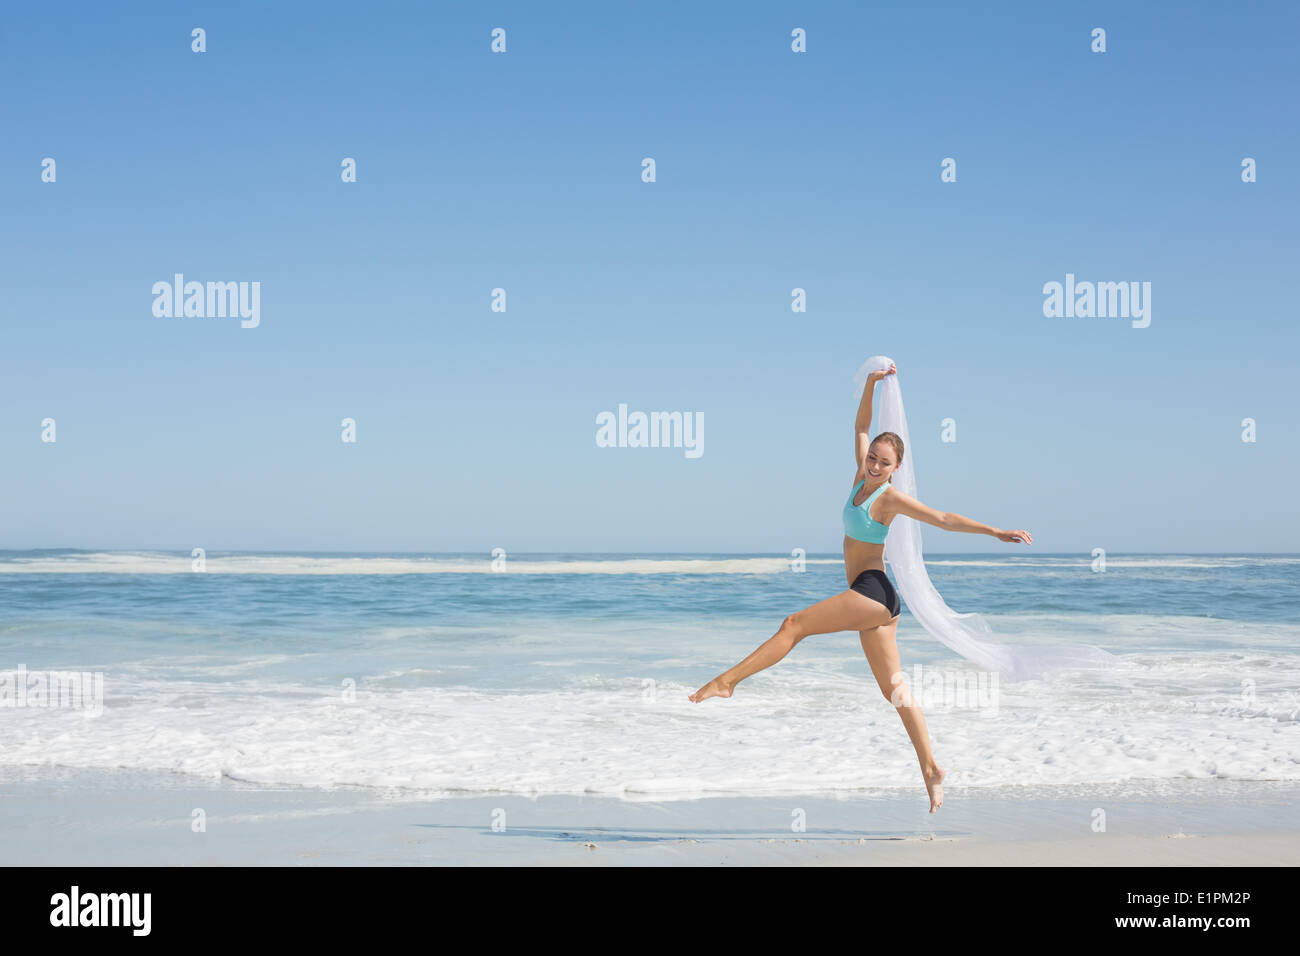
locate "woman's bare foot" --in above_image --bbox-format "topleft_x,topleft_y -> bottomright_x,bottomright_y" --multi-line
688,677 -> 734,702
923,764 -> 946,813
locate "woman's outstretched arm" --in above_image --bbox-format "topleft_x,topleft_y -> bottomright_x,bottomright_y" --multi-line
886,487 -> 1033,544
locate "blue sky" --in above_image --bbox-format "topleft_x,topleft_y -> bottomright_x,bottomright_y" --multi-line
2,1 -> 1297,553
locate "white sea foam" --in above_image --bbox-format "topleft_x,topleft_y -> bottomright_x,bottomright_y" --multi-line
0,552 -> 844,575
925,557 -> 1300,568
2,551 -> 1293,575
4,654 -> 1296,799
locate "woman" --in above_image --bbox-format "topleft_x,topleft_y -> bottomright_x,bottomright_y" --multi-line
688,361 -> 1035,813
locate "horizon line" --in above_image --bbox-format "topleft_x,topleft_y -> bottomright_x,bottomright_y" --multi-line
1,549 -> 1296,557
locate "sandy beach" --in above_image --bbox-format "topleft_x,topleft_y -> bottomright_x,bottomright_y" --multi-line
3,767 -> 1296,866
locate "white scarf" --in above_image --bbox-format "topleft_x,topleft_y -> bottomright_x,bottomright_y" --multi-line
854,356 -> 1119,681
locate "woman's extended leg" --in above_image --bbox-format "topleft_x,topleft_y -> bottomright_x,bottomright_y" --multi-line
689,589 -> 891,703
859,618 -> 946,812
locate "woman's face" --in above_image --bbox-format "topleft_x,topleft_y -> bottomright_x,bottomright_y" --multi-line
866,442 -> 898,481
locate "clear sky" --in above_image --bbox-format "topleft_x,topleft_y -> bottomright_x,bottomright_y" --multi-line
2,1 -> 1297,553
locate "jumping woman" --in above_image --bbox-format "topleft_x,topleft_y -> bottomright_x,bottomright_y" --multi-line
689,361 -> 1035,813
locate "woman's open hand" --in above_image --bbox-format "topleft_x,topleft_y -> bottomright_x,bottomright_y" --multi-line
994,529 -> 1033,544
867,362 -> 897,383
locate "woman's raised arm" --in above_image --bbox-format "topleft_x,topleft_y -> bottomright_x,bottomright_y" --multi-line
854,362 -> 895,470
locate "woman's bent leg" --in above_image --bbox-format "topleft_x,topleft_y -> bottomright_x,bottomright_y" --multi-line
689,589 -> 891,702
860,619 -> 946,812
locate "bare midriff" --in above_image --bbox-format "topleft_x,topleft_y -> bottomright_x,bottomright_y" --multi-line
843,535 -> 885,586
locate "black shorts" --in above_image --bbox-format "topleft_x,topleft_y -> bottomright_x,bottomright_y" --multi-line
850,569 -> 900,619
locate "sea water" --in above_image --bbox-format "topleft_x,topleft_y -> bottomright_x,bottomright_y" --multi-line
1,551 -> 1296,800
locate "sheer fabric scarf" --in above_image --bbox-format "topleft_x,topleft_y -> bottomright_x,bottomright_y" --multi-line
854,355 -> 1119,682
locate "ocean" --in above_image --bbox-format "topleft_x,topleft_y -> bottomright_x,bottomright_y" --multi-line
1,551 -> 1297,800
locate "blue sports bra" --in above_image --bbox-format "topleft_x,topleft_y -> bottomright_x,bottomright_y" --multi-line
842,478 -> 892,544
